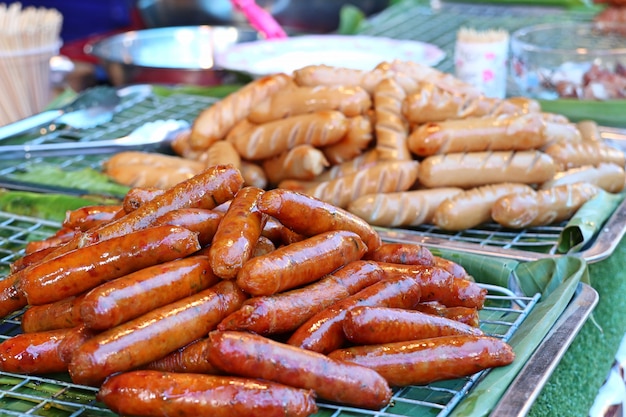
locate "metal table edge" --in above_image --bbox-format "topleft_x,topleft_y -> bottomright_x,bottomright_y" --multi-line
489,282 -> 599,417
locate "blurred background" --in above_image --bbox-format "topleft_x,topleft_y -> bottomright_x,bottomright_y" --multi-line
13,0 -> 390,90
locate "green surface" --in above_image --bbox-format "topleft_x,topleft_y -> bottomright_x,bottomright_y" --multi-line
528,236 -> 626,417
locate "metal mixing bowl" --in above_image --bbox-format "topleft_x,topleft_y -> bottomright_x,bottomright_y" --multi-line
86,25 -> 261,86
136,0 -> 390,33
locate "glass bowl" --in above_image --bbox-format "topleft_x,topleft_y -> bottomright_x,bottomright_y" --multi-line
509,21 -> 626,101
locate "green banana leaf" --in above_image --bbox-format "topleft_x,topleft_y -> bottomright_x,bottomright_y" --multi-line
0,190 -> 110,223
10,165 -> 130,198
150,84 -> 243,99
539,99 -> 626,128
450,255 -> 587,417
558,190 -> 626,253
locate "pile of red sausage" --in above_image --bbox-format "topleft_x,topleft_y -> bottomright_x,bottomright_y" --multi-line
0,165 -> 515,417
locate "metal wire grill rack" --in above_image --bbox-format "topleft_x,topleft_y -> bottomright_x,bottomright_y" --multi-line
0,209 -> 539,416
0,93 -> 219,179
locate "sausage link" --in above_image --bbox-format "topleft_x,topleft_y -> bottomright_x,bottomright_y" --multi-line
231,111 -> 349,161
315,148 -> 380,181
416,302 -> 481,327
57,325 -> 99,364
402,81 -> 537,124
248,85 -> 371,123
69,280 -> 247,386
540,163 -> 626,193
0,328 -> 73,374
321,115 -> 373,165
198,140 -> 242,170
143,337 -> 222,374
208,330 -> 392,410
122,187 -> 165,212
343,306 -> 483,345
209,187 -> 267,279
418,150 -> 557,189
98,370 -> 318,417
21,294 -> 85,333
61,205 -> 124,231
10,246 -> 56,274
304,160 -> 420,208
236,230 -> 367,296
190,73 -> 294,149
347,187 -> 463,227
258,188 -> 382,255
62,205 -> 124,231
378,263 -> 487,309
432,182 -> 534,230
432,256 -> 470,280
408,113 -> 551,157
20,225 -> 201,306
287,274 -> 422,354
327,335 -> 515,386
82,164 -> 243,246
239,160 -> 268,189
153,208 -> 223,246
543,140 -> 626,170
373,77 -> 411,161
0,274 -> 28,319
80,255 -> 219,331
263,145 -> 329,184
365,242 -> 435,266
491,182 -> 601,228
35,165 -> 242,265
218,260 -> 384,335
261,216 -> 306,246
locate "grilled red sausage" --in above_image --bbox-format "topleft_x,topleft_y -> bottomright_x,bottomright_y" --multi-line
0,274 -> 27,319
208,330 -> 392,410
378,262 -> 487,309
0,328 -> 74,374
69,280 -> 247,386
21,294 -> 85,333
433,255 -> 470,279
81,164 -> 243,246
258,188 -> 382,254
143,337 -> 221,375
261,216 -> 306,246
57,325 -> 99,364
328,335 -> 515,386
209,186 -> 267,279
287,274 -> 422,354
218,260 -> 384,335
10,246 -> 56,274
416,302 -> 481,327
20,225 -> 201,306
153,208 -> 224,246
62,205 -> 124,231
122,187 -> 165,212
97,370 -> 318,417
79,255 -> 219,330
365,242 -> 435,266
236,230 -> 367,296
342,306 -> 483,345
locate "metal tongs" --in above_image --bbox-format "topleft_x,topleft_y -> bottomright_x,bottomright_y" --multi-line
0,119 -> 190,160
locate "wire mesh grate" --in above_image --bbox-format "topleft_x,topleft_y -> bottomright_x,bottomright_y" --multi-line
0,211 -> 539,417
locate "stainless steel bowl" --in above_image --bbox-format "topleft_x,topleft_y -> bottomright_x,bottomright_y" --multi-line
86,26 -> 261,86
136,0 -> 390,34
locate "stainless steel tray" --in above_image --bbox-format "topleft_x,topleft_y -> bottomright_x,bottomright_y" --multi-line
491,282 -> 599,417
